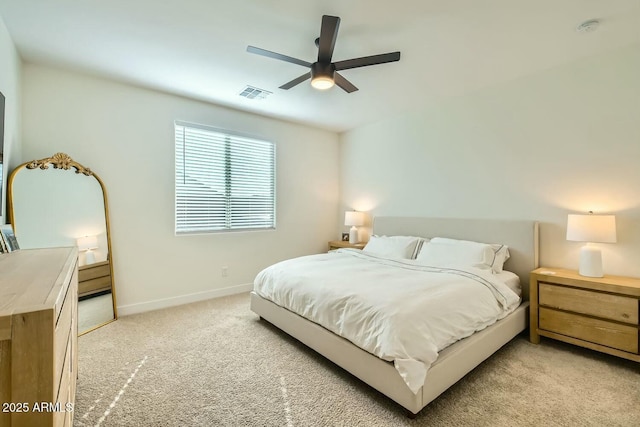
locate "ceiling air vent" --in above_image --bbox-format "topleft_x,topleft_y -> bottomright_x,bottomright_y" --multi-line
576,19 -> 599,33
239,85 -> 272,100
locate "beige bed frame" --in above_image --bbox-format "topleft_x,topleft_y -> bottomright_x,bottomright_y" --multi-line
250,217 -> 539,415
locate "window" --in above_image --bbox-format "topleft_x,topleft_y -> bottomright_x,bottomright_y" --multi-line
175,121 -> 276,234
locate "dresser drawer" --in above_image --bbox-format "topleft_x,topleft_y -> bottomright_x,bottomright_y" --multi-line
55,268 -> 78,322
539,307 -> 638,353
54,284 -> 74,391
54,338 -> 71,427
539,282 -> 638,324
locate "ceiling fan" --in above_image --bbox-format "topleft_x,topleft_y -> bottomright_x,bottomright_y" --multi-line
246,15 -> 401,93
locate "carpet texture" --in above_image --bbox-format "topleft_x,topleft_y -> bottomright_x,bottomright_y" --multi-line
74,293 -> 640,426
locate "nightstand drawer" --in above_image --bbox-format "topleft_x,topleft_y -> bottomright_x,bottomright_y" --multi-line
539,307 -> 638,353
79,275 -> 112,295
539,283 -> 638,324
78,262 -> 110,281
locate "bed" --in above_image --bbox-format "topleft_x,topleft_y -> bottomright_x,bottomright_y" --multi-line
250,217 -> 539,415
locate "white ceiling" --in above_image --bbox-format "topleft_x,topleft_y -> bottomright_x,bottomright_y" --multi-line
1,0 -> 639,132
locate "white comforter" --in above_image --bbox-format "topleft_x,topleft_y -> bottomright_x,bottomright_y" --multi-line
254,249 -> 521,393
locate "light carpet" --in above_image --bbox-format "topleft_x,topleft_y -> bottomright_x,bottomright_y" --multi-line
74,293 -> 640,426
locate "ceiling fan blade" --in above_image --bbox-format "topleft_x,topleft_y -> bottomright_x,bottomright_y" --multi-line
279,72 -> 312,90
247,46 -> 312,68
333,51 -> 401,71
334,72 -> 358,93
317,15 -> 340,63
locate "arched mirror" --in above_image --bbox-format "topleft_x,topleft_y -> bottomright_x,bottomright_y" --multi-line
8,152 -> 117,335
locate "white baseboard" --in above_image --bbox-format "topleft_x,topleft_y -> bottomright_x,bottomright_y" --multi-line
116,283 -> 253,316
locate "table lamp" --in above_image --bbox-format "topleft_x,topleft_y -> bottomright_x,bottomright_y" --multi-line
344,211 -> 365,244
77,235 -> 99,265
566,213 -> 616,277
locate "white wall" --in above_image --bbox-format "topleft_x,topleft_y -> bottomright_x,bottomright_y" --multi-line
341,44 -> 640,278
22,65 -> 340,314
0,16 -> 21,221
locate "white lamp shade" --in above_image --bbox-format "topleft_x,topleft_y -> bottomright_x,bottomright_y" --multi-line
566,214 -> 616,243
77,235 -> 98,251
344,211 -> 365,227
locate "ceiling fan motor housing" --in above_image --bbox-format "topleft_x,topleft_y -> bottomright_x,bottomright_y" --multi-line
311,62 -> 335,81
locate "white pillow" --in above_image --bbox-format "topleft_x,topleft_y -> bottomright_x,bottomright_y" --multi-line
362,235 -> 425,259
415,237 -> 510,273
495,270 -> 521,297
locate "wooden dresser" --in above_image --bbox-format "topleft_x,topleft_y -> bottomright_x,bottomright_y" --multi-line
0,247 -> 79,427
530,267 -> 640,362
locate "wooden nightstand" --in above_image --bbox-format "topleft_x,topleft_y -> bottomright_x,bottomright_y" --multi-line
328,240 -> 366,251
530,267 -> 640,362
78,260 -> 112,298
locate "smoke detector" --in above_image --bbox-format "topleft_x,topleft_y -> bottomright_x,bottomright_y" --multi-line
576,20 -> 600,33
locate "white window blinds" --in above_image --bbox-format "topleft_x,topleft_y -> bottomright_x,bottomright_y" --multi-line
175,121 -> 276,234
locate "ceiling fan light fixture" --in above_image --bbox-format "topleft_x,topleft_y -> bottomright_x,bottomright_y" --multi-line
310,62 -> 335,90
311,75 -> 334,90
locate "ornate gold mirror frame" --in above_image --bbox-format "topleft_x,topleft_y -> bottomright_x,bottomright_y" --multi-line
7,152 -> 117,334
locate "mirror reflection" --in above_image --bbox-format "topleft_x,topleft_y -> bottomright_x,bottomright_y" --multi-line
8,153 -> 117,334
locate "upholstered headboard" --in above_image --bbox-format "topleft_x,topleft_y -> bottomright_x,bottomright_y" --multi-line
372,217 -> 539,300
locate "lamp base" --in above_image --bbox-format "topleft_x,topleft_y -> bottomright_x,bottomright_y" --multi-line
579,244 -> 603,278
349,226 -> 359,244
84,250 -> 96,265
